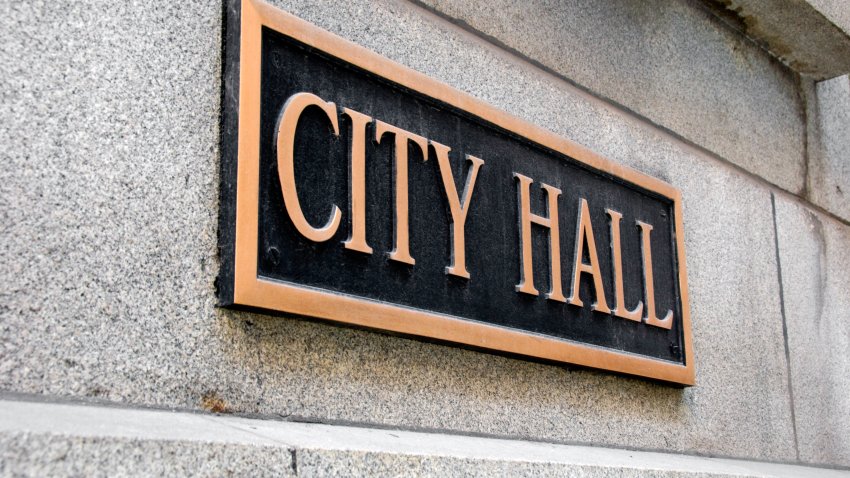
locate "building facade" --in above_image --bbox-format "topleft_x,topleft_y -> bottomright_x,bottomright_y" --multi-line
2,0 -> 850,475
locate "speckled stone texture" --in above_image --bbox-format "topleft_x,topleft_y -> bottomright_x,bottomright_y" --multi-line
0,0 -> 264,411
295,451 -> 730,477
296,450 -> 845,478
0,0 -> 800,466
807,75 -> 850,222
414,0 -> 806,193
774,195 -> 850,467
806,0 -> 850,36
0,432 -> 294,478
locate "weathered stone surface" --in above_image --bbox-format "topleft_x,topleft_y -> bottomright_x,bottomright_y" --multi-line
414,0 -> 806,193
701,0 -> 850,79
0,0 -> 797,465
774,195 -> 850,467
807,75 -> 850,222
1,399 -> 844,478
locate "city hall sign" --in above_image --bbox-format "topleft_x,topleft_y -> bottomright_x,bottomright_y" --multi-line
219,0 -> 695,385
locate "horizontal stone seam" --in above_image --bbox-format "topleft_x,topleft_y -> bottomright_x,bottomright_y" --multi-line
265,414 -> 850,472
3,391 -> 849,472
399,0 -> 850,230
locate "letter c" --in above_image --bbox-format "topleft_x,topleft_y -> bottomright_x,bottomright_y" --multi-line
276,92 -> 342,242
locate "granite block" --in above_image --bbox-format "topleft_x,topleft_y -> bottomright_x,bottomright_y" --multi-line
0,0 -> 797,465
0,432 -> 294,478
807,75 -> 850,222
0,398 -> 296,476
774,195 -> 850,466
295,450 -> 714,477
296,448 -> 849,478
413,0 -> 806,192
0,1 -> 265,409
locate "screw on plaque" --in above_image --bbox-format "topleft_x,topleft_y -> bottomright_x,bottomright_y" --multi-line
267,246 -> 281,266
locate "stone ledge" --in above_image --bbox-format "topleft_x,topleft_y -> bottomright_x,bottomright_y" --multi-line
1,397 -> 846,477
701,0 -> 850,79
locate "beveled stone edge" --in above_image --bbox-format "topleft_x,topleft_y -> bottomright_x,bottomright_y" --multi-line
1,397 -> 848,476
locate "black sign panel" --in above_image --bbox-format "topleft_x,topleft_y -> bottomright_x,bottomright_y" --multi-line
219,0 -> 694,385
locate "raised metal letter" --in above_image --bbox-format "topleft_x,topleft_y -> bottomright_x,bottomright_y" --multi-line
432,141 -> 484,279
342,107 -> 374,254
607,209 -> 643,322
514,173 -> 566,302
568,198 -> 611,313
637,221 -> 673,329
276,92 -> 341,242
375,120 -> 429,265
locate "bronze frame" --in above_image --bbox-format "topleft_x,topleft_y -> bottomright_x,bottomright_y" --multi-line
231,0 -> 695,385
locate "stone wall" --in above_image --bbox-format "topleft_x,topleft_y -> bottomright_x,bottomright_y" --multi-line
1,0 -> 849,474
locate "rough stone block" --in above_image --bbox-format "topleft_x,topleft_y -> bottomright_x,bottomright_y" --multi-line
774,195 -> 850,466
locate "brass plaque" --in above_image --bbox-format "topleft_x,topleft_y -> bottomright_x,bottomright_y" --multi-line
218,0 -> 695,385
